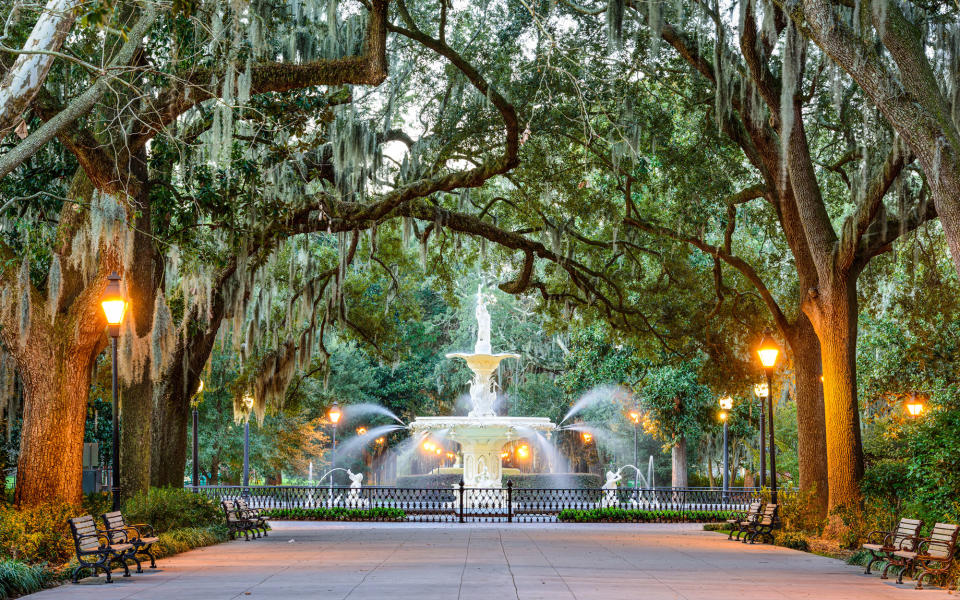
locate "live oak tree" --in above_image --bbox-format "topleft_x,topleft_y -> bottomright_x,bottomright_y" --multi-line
0,0 -> 395,505
516,0 -> 937,519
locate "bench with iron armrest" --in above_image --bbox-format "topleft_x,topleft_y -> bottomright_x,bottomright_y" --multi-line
236,498 -> 269,537
741,503 -> 780,544
68,515 -> 132,583
726,502 -> 762,541
222,499 -> 257,540
891,522 -> 959,590
101,511 -> 160,572
860,517 -> 923,577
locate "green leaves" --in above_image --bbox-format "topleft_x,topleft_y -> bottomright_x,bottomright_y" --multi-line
556,508 -> 733,523
262,507 -> 405,521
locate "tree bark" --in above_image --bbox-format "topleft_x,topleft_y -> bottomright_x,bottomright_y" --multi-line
671,435 -> 688,488
786,314 -> 829,517
119,157 -> 158,501
804,277 -> 864,518
0,0 -> 79,136
13,339 -> 99,506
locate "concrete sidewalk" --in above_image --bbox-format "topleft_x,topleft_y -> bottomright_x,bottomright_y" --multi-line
27,522 -> 938,599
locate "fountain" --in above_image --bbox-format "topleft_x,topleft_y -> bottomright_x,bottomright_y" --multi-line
408,285 -> 556,488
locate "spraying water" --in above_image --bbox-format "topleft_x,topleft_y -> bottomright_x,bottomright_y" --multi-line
343,402 -> 406,425
559,385 -> 631,425
331,424 -> 405,462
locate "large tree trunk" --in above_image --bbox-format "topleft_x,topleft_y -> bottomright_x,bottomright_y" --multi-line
14,343 -> 97,506
671,435 -> 688,488
805,278 -> 864,518
119,157 -> 158,500
150,374 -> 191,488
787,314 -> 829,518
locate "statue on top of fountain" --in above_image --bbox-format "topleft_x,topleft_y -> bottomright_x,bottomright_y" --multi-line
474,284 -> 494,354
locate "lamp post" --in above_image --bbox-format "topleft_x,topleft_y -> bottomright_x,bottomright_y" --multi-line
191,379 -> 204,488
752,382 -> 767,490
757,332 -> 780,503
241,393 -> 254,490
100,272 -> 127,511
719,396 -> 733,501
628,408 -> 641,490
328,402 -> 341,494
905,394 -> 926,419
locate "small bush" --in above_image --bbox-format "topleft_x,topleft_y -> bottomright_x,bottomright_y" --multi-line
123,488 -> 223,533
508,474 -> 603,489
0,560 -> 51,599
395,474 -> 462,489
774,530 -> 810,552
263,507 -> 406,521
556,508 -> 733,523
0,502 -> 79,564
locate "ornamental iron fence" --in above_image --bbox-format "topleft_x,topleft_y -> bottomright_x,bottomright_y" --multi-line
190,483 -> 779,523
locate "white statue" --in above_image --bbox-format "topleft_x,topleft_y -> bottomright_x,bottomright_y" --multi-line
475,462 -> 498,488
475,284 -> 492,354
600,469 -> 623,508
345,470 -> 368,508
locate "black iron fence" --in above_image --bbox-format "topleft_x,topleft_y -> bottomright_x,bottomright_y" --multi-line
190,483 -> 774,523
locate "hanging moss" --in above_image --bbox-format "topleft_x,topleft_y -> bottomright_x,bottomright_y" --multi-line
46,255 -> 61,323
17,258 -> 31,347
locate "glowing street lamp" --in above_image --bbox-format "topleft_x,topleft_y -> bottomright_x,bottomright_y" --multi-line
756,331 -> 780,502
241,393 -> 254,490
581,432 -> 593,444
356,427 -> 367,436
517,445 -> 530,459
101,272 -> 126,511
191,379 -> 204,488
328,402 -> 341,493
718,396 -> 733,500
906,394 -> 926,418
628,407 -> 641,490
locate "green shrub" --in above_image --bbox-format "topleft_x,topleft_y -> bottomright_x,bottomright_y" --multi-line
508,474 -> 603,489
123,488 -> 223,533
0,502 -> 79,564
774,530 -> 810,552
395,474 -> 462,489
556,508 -> 733,523
0,560 -> 51,599
263,507 -> 406,521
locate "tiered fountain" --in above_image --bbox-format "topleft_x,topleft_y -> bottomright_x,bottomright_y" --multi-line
409,286 -> 556,488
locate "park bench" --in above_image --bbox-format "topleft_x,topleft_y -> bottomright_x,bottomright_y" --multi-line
741,503 -> 779,544
67,515 -> 132,583
222,499 -> 257,540
100,511 -> 160,572
860,517 -> 923,577
726,502 -> 762,541
891,522 -> 959,590
236,498 -> 270,537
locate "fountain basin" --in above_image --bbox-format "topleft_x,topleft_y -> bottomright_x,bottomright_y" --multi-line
409,415 -> 555,488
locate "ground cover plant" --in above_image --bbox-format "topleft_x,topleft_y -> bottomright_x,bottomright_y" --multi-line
264,507 -> 406,522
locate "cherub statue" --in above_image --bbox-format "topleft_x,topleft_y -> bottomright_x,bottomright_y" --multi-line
600,469 -> 623,508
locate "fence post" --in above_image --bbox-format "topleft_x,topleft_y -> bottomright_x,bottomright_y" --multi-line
507,480 -> 513,523
458,480 -> 465,523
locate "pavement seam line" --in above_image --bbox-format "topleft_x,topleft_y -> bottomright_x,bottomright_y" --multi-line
497,528 -> 521,600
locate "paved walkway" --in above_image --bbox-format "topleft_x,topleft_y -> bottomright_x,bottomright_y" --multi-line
29,522 -> 940,599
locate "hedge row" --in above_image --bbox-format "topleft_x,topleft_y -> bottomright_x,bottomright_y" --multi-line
557,508 -> 734,523
263,507 -> 406,521
394,473 -> 604,489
